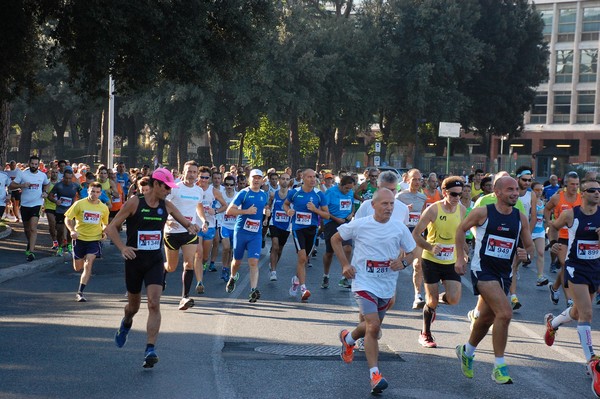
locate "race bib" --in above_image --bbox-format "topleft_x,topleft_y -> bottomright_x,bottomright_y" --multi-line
243,218 -> 261,233
434,244 -> 455,261
274,210 -> 289,223
484,234 -> 515,259
138,230 -> 161,250
366,260 -> 390,274
535,216 -> 543,229
408,212 -> 421,227
296,211 -> 312,225
577,240 -> 600,260
59,197 -> 73,207
112,196 -> 121,203
29,183 -> 40,190
184,215 -> 195,223
224,214 -> 236,222
83,211 -> 101,224
339,199 -> 352,211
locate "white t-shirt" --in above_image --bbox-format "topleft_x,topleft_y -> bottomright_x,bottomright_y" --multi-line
15,169 -> 49,207
337,215 -> 416,298
221,190 -> 237,230
355,198 -> 409,225
201,187 -> 217,228
209,184 -> 226,224
0,172 -> 10,202
164,182 -> 204,234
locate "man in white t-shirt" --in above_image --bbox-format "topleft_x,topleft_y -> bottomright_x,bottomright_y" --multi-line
9,156 -> 50,262
332,188 -> 416,395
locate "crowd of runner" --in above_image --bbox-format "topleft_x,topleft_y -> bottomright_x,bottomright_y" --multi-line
2,158 -> 600,396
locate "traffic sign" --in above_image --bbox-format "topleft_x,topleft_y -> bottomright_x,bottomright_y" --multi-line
374,156 -> 381,166
439,122 -> 461,138
375,142 -> 381,153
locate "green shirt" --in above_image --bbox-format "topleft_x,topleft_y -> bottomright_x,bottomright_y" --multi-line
474,193 -> 526,214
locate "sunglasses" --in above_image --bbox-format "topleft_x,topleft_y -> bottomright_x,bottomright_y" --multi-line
199,176 -> 210,180
520,178 -> 532,182
224,183 -> 235,187
585,187 -> 600,193
446,191 -> 462,197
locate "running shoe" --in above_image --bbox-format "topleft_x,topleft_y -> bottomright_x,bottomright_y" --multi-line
418,332 -> 437,348
587,356 -> 600,398
26,252 -> 35,262
178,297 -> 195,311
321,275 -> 329,289
208,262 -> 217,272
248,288 -> 261,303
56,247 -> 64,257
338,277 -> 351,289
301,287 -> 311,301
567,298 -> 574,308
491,363 -> 513,384
225,273 -> 239,294
52,240 -> 59,250
456,344 -> 474,379
467,309 -> 478,332
536,275 -> 549,286
196,281 -> 205,294
356,337 -> 365,352
550,261 -> 558,273
289,276 -> 300,297
412,295 -> 425,310
370,371 -> 388,395
269,270 -> 277,281
76,292 -> 86,302
115,318 -> 130,348
203,262 -> 209,271
221,267 -> 230,282
511,296 -> 522,310
142,347 -> 159,368
549,285 -> 560,305
67,243 -> 73,254
339,329 -> 355,363
544,313 -> 557,346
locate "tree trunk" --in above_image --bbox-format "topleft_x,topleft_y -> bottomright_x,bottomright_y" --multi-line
155,130 -> 165,167
69,115 -> 80,149
99,108 -> 109,166
126,115 -> 138,167
52,111 -> 72,160
19,112 -> 35,161
332,125 -> 346,172
0,100 -> 10,166
167,131 -> 178,168
288,113 -> 300,172
177,127 -> 188,170
88,111 -> 101,166
237,130 -> 246,167
316,127 -> 331,171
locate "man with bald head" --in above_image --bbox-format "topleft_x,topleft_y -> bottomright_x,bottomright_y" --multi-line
284,168 -> 330,301
333,188 -> 416,395
455,176 -> 534,385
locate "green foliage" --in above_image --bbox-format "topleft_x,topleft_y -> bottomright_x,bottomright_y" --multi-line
234,116 -> 318,168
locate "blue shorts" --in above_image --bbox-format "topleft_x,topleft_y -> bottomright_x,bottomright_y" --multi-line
471,268 -> 511,296
354,291 -> 392,319
233,230 -> 262,260
73,239 -> 102,260
564,261 -> 600,294
198,227 -> 216,240
220,226 -> 234,240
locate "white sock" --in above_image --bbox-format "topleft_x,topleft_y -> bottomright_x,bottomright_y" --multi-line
300,284 -> 306,291
577,323 -> 595,361
369,367 -> 379,378
552,307 -> 573,329
465,342 -> 476,357
510,294 -> 517,300
495,357 -> 506,366
345,332 -> 356,346
473,309 -> 480,318
323,274 -> 329,278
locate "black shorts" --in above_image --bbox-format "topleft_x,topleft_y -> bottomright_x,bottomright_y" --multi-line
125,252 -> 165,294
323,221 -> 352,253
292,225 -> 317,253
269,225 -> 290,248
422,258 -> 461,284
10,190 -> 21,201
109,210 -> 119,219
45,209 -> 56,215
21,205 -> 41,222
471,268 -> 511,296
164,232 -> 199,251
55,213 -> 66,225
564,261 -> 600,294
558,238 -> 569,245
0,205 -> 5,217
73,239 -> 102,260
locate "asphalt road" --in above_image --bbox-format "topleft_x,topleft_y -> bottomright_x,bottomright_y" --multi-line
1,231 -> 599,399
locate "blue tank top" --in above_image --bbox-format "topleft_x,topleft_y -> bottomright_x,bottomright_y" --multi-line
533,200 -> 545,235
286,188 -> 326,230
472,204 -> 521,274
566,206 -> 600,267
271,189 -> 291,230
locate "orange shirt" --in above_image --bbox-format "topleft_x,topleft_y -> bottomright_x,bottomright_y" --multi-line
554,190 -> 582,239
110,183 -> 124,212
424,188 -> 442,208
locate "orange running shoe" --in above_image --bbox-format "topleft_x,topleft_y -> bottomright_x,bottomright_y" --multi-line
370,371 -> 388,394
544,313 -> 557,346
339,329 -> 355,363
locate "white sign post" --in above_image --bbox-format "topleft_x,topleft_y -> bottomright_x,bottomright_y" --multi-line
438,122 -> 461,174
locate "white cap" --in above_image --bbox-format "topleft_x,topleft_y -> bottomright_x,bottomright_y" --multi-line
249,169 -> 263,178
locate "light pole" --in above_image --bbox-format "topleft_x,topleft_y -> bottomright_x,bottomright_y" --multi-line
414,118 -> 426,169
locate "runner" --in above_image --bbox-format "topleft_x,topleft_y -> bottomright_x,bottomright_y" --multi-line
333,188 -> 416,395
224,169 -> 269,302
412,176 -> 466,348
455,176 -> 534,384
48,168 -> 80,255
470,169 -> 484,200
531,182 -> 549,287
5,160 -> 22,222
283,168 -> 330,301
64,182 -> 109,302
542,179 -> 600,397
115,161 -> 131,198
44,169 -> 59,250
321,175 -> 355,288
9,156 -> 50,262
163,161 -> 208,311
354,167 -> 378,207
423,173 -> 442,208
0,169 -> 10,220
219,175 -> 238,282
396,168 -> 428,309
267,173 -> 292,281
106,168 -> 200,368
209,170 -> 226,270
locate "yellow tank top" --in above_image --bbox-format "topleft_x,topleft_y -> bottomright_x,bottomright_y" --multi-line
44,182 -> 57,211
422,202 -> 462,264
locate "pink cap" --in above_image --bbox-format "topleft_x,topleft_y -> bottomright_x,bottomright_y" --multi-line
152,168 -> 178,188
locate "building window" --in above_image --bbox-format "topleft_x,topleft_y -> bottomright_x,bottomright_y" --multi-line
540,9 -> 553,42
530,92 -> 547,124
555,50 -> 574,83
582,7 -> 600,41
553,91 -> 571,124
577,91 -> 595,124
558,8 -> 576,42
580,49 -> 598,83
